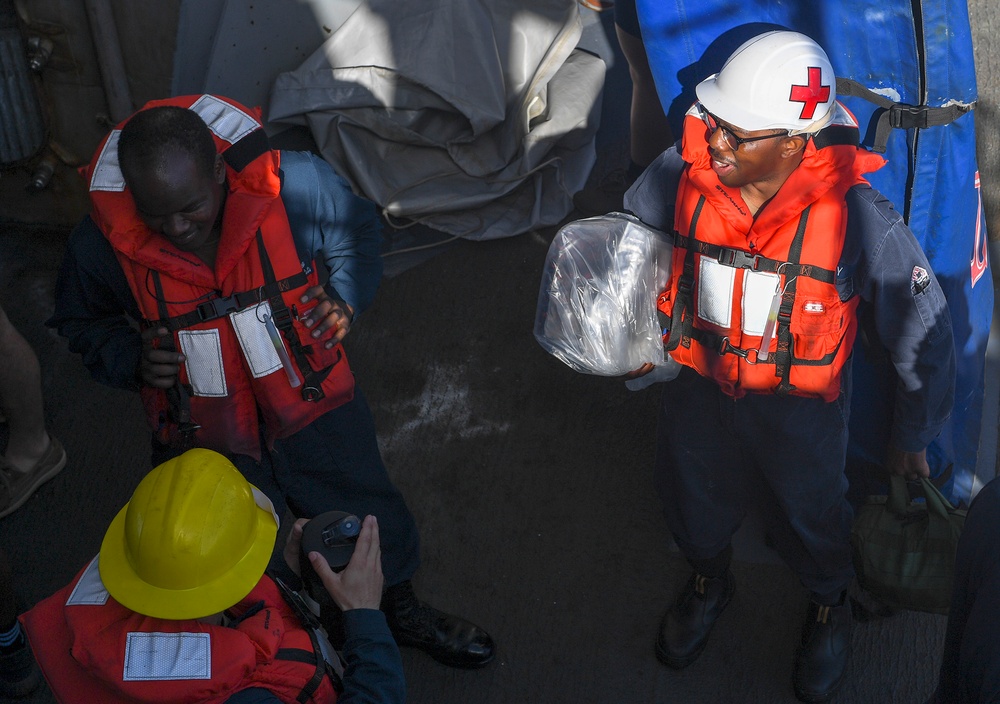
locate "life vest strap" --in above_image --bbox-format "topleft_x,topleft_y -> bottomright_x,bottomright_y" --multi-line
254,232 -> 339,403
273,646 -> 331,704
769,205 -> 812,395
223,128 -> 270,173
148,272 -> 309,332
272,575 -> 345,699
672,234 -> 836,284
148,271 -> 202,442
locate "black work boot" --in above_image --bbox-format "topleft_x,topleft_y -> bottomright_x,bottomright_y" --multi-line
382,580 -> 496,668
793,597 -> 853,702
655,571 -> 735,669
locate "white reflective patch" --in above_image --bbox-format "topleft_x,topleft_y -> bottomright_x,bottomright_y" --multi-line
803,301 -> 826,314
314,627 -> 346,678
231,303 -> 283,379
697,257 -> 735,328
189,95 -> 260,145
252,486 -> 280,528
830,101 -> 859,128
178,329 -> 228,397
123,632 -> 211,681
89,132 -> 126,192
66,557 -> 110,606
742,271 -> 780,335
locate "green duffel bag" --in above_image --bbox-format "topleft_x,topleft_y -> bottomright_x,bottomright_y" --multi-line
850,475 -> 966,614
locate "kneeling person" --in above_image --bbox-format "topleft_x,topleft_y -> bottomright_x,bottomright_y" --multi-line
19,449 -> 405,704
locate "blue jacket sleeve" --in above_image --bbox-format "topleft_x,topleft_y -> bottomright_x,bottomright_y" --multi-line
278,151 -> 384,318
846,186 -> 956,451
46,216 -> 144,390
623,144 -> 684,231
339,609 -> 406,704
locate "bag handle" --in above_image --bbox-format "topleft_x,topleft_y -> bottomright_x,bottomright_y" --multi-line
886,475 -> 956,521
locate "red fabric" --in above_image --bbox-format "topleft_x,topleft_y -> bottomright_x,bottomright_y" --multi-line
658,108 -> 885,400
85,95 -> 354,459
21,563 -> 338,704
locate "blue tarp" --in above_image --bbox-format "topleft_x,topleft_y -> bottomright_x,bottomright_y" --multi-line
636,1 -> 992,504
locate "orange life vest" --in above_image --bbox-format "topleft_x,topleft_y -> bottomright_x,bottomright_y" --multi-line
20,559 -> 341,704
658,103 -> 886,401
85,95 -> 354,458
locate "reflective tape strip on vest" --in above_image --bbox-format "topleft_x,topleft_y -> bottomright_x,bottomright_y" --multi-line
20,560 -> 339,704
658,102 -> 884,401
85,95 -> 354,459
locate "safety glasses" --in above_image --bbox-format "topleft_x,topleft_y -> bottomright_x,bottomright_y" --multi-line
696,103 -> 788,151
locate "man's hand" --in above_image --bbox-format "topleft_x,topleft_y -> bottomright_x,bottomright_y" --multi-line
624,362 -> 655,380
140,326 -> 184,388
886,446 -> 931,480
308,514 -> 383,611
299,285 -> 353,349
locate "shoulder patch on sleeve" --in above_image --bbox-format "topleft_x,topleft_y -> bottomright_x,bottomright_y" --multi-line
911,265 -> 931,294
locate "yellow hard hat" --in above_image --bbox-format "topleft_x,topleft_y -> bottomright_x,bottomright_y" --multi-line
99,448 -> 279,620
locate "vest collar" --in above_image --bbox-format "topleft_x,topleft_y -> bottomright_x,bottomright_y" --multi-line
680,101 -> 886,236
88,95 -> 282,288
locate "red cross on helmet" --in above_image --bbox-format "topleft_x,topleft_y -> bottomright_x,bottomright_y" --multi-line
695,30 -> 836,135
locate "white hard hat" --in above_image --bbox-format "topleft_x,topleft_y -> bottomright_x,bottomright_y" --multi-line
695,31 -> 836,134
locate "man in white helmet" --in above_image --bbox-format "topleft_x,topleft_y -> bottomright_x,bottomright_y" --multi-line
624,30 -> 955,702
18,449 -> 405,704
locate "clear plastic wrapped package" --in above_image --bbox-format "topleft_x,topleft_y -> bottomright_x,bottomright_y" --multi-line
534,212 -> 680,383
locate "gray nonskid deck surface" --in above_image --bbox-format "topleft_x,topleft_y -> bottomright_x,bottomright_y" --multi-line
0,221 -> 945,704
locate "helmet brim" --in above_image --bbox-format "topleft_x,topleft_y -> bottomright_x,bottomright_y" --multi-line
98,486 -> 279,620
695,74 -> 781,133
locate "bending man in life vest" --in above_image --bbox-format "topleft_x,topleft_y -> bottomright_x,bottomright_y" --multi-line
624,31 -> 956,703
20,448 -> 405,704
47,95 -> 495,669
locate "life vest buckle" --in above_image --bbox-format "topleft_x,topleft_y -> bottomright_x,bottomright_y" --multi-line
196,295 -> 240,321
718,248 -> 762,271
718,337 -> 740,358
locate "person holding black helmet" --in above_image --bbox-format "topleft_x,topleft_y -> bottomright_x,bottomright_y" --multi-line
20,448 -> 405,704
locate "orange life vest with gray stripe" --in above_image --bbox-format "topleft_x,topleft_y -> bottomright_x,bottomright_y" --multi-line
20,559 -> 341,704
658,103 -> 886,401
85,95 -> 354,458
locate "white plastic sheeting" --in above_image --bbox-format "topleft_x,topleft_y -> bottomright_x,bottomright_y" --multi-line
534,212 -> 678,380
268,0 -> 604,240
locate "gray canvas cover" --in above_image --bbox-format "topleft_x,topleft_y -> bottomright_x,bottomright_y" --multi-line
268,0 -> 604,240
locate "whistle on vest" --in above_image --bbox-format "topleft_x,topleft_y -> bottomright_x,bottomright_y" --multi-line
263,313 -> 302,389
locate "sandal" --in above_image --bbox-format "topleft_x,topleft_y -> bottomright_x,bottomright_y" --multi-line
0,436 -> 67,519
